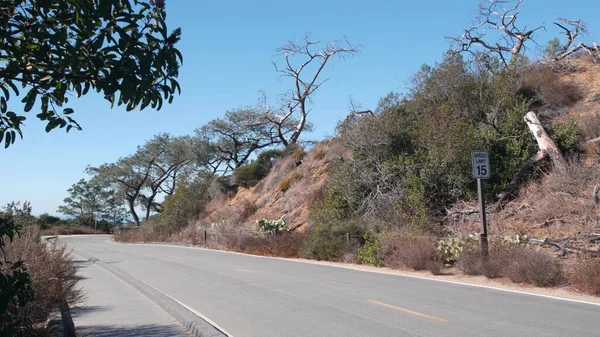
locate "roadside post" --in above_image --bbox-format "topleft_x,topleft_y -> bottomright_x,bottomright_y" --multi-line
472,150 -> 491,258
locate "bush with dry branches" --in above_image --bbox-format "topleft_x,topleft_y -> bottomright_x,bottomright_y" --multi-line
4,227 -> 83,326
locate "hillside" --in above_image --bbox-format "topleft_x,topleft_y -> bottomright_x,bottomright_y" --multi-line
200,56 -> 600,254
201,140 -> 348,232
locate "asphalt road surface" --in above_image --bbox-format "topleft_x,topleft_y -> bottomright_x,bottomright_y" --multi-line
61,235 -> 600,337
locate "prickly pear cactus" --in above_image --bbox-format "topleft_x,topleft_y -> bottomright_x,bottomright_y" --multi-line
257,216 -> 288,235
436,234 -> 479,265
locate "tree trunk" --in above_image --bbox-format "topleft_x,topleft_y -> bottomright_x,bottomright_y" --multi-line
524,111 -> 566,173
495,111 -> 566,208
288,109 -> 307,145
127,197 -> 139,226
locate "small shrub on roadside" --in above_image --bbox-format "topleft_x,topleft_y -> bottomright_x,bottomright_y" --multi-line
568,257 -> 600,295
357,232 -> 380,266
301,221 -> 363,261
426,260 -> 444,275
4,227 -> 83,327
504,247 -> 565,287
457,245 -> 515,279
239,233 -> 305,258
380,234 -> 436,271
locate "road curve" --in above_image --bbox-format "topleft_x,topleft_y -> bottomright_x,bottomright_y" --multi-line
61,235 -> 600,337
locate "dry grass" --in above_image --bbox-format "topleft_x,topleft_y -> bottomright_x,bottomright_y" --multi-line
497,160 -> 600,239
568,257 -> 600,295
519,66 -> 585,109
40,225 -> 100,236
313,148 -> 326,160
279,171 -> 303,192
4,226 -> 83,325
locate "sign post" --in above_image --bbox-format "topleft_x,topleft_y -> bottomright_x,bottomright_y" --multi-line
472,150 -> 490,258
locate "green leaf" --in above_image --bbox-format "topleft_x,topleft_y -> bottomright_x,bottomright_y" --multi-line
63,108 -> 74,115
4,130 -> 12,148
1,97 -> 6,113
22,89 -> 37,112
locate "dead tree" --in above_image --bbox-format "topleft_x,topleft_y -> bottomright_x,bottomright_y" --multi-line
272,34 -> 359,146
553,18 -> 600,62
449,0 -> 544,67
496,111 -> 566,207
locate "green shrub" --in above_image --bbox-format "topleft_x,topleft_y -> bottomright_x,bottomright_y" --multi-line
553,119 -> 581,155
301,221 -> 363,261
357,233 -> 380,266
234,150 -> 283,188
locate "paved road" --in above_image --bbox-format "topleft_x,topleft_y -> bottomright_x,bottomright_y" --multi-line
70,251 -> 190,336
61,235 -> 600,337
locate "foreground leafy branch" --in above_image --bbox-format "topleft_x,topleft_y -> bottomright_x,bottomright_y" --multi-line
0,0 -> 182,148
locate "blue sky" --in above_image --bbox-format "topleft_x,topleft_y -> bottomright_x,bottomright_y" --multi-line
2,0 -> 599,215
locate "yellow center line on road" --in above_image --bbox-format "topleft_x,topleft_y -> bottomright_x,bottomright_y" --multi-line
368,300 -> 448,323
234,268 -> 263,275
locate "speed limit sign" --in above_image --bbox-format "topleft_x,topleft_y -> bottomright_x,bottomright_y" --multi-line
472,151 -> 491,179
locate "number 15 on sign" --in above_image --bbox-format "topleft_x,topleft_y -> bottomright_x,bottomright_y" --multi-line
472,151 -> 491,179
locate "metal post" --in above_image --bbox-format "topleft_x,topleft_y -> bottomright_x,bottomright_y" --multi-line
204,230 -> 207,242
477,179 -> 489,258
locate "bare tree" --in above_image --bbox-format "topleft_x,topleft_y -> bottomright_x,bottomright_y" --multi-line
272,34 -> 359,146
552,18 -> 600,61
449,0 -> 544,67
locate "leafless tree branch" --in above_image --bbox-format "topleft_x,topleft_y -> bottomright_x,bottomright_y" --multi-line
272,33 -> 359,145
448,0 -> 544,68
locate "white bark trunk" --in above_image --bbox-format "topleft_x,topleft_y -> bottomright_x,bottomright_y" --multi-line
495,111 -> 566,208
524,111 -> 566,173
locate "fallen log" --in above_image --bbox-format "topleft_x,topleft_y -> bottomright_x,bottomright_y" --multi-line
529,237 -> 598,257
495,111 -> 567,208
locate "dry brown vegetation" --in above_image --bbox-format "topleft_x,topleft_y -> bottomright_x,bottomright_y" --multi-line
40,225 -> 101,236
379,233 -> 437,271
519,66 -> 585,110
568,257 -> 600,295
4,227 -> 83,326
492,160 -> 600,248
457,244 -> 565,287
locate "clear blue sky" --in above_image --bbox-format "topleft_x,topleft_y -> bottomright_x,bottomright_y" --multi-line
2,0 -> 599,215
